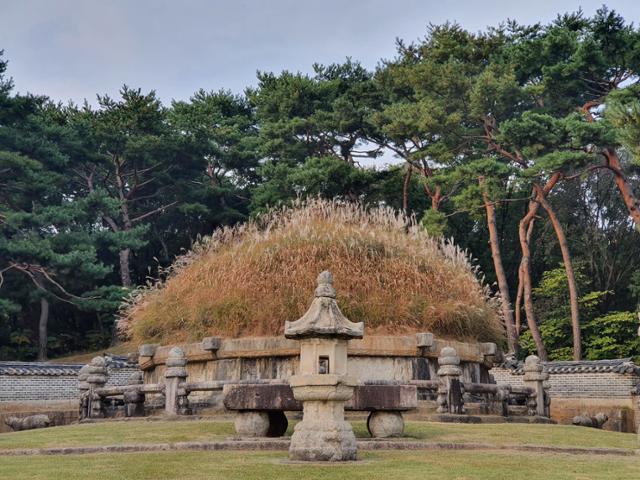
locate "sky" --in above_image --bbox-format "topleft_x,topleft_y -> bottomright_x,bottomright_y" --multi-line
1,0 -> 640,106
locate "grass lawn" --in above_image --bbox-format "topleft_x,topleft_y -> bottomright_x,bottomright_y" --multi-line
0,419 -> 236,450
0,419 -> 637,451
1,449 -> 639,480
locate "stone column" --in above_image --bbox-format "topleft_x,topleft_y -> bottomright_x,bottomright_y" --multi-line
164,347 -> 190,416
86,356 -> 107,418
77,364 -> 91,420
124,371 -> 145,417
436,347 -> 464,415
523,355 -> 549,417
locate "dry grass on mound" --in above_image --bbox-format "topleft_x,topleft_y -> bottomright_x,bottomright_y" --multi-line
120,200 -> 503,345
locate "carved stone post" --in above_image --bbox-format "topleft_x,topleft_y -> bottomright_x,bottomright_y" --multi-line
86,356 -> 107,418
523,355 -> 549,417
124,371 -> 145,417
164,347 -> 190,415
436,347 -> 464,414
78,364 -> 91,420
496,384 -> 511,417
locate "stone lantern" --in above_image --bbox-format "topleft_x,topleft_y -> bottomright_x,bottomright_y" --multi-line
285,271 -> 364,461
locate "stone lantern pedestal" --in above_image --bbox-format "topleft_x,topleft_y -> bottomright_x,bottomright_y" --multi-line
288,374 -> 358,461
285,271 -> 364,462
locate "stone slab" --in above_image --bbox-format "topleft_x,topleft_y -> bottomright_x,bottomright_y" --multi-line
1,439 -> 635,457
223,384 -> 418,412
144,335 -> 493,367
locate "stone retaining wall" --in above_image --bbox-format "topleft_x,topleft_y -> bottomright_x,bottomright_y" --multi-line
139,334 -> 498,408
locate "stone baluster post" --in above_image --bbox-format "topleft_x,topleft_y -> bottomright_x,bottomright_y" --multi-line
77,364 -> 91,420
124,371 -> 145,417
436,347 -> 464,415
164,347 -> 190,416
523,355 -> 549,417
86,356 -> 107,418
496,384 -> 511,417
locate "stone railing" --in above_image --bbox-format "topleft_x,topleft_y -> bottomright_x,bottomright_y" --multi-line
79,343 -> 551,432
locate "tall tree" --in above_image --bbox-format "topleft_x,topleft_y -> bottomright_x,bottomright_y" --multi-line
68,87 -> 178,288
167,89 -> 258,239
0,55 -> 110,359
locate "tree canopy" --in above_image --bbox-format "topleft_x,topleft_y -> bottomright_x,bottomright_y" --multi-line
1,7 -> 640,361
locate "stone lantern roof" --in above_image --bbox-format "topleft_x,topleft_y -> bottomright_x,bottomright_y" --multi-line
284,271 -> 364,340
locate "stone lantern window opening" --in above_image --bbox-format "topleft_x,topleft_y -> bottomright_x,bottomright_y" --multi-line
319,356 -> 330,374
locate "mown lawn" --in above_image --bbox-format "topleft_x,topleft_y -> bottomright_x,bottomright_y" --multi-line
0,419 -> 637,451
1,450 -> 639,480
0,419 -> 235,450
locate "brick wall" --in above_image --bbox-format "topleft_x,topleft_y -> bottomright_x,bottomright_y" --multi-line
0,374 -> 78,401
0,364 -> 138,403
491,363 -> 639,432
105,365 -> 138,388
491,367 -> 638,398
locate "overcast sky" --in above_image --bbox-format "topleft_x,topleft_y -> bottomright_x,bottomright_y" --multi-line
1,0 -> 639,106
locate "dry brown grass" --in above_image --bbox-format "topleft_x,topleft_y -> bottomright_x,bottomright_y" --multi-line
120,200 -> 504,345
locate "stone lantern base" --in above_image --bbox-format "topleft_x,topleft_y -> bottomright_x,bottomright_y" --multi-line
289,374 -> 357,462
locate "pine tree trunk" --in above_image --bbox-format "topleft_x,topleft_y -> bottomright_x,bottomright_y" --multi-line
515,264 -> 524,336
37,297 -> 49,361
515,218 -> 535,336
515,174 -> 561,360
431,185 -> 442,211
481,187 -> 517,354
402,166 -> 412,213
535,187 -> 582,360
119,248 -> 132,288
518,201 -> 548,361
604,149 -> 640,229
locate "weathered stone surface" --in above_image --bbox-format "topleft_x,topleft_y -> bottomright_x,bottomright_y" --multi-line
289,375 -> 358,460
286,271 -> 360,461
223,383 -> 417,412
4,414 -> 51,431
437,347 -> 464,415
138,344 -> 158,358
523,355 -> 549,417
124,372 -> 145,417
234,411 -> 270,437
2,438 -> 632,457
224,384 -> 300,411
87,356 -> 107,386
201,337 -> 222,352
349,384 -> 417,411
572,413 -> 609,429
164,347 -> 189,415
366,411 -> 404,438
284,271 -> 364,340
288,418 -> 357,461
416,332 -> 434,350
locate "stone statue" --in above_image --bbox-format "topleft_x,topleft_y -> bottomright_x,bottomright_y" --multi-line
572,412 -> 609,429
5,414 -> 51,431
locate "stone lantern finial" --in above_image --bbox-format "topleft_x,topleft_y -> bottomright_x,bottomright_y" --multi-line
284,271 -> 364,340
